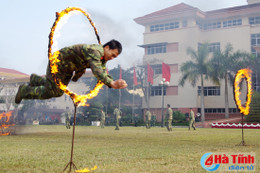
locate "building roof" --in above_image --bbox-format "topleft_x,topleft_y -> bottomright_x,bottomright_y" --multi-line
0,67 -> 29,80
134,2 -> 260,25
205,2 -> 260,20
134,3 -> 203,25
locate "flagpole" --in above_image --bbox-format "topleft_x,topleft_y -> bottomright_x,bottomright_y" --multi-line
106,86 -> 108,115
119,66 -> 122,110
132,83 -> 135,123
119,89 -> 121,110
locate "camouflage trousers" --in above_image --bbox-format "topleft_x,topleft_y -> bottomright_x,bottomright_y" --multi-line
21,65 -> 71,100
189,120 -> 196,130
100,119 -> 105,128
167,119 -> 172,131
115,118 -> 120,130
146,120 -> 151,129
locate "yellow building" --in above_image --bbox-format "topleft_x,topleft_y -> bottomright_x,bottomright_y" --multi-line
134,0 -> 260,121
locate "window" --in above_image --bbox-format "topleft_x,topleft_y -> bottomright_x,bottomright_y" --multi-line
249,16 -> 260,25
197,21 -> 221,30
223,19 -> 242,28
151,64 -> 162,75
182,20 -> 187,27
251,33 -> 260,57
150,21 -> 179,32
147,44 -> 166,55
198,86 -> 220,96
208,43 -> 220,52
198,43 -> 220,53
202,108 -> 238,114
151,86 -> 166,96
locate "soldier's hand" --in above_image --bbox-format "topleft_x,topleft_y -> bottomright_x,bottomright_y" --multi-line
110,79 -> 128,89
71,76 -> 79,82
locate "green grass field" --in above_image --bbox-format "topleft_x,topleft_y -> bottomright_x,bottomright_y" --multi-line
0,125 -> 259,173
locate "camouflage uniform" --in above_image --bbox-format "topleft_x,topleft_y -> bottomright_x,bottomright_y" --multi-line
114,108 -> 121,130
145,110 -> 152,129
189,109 -> 196,130
17,44 -> 113,100
151,113 -> 156,127
166,107 -> 173,131
100,110 -> 106,128
66,112 -> 71,129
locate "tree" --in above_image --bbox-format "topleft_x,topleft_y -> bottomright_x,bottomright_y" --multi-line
210,43 -> 249,118
246,91 -> 260,122
80,66 -> 142,119
179,43 -> 215,122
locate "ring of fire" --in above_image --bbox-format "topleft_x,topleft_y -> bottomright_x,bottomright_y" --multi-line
48,7 -> 104,106
234,68 -> 252,115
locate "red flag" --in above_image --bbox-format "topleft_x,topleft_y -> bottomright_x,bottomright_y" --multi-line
147,64 -> 154,84
133,66 -> 138,86
162,63 -> 171,82
119,66 -> 122,79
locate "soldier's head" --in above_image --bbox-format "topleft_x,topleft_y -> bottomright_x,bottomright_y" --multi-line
167,104 -> 170,108
103,40 -> 122,61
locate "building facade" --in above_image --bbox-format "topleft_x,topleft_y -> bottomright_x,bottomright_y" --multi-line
134,0 -> 260,121
0,67 -> 95,123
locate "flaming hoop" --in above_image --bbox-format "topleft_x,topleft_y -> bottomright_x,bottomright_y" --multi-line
234,68 -> 253,115
48,7 -> 104,107
48,7 -> 102,172
233,68 -> 253,146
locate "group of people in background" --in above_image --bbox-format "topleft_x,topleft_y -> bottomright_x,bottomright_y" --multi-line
62,105 -> 196,131
145,105 -> 196,131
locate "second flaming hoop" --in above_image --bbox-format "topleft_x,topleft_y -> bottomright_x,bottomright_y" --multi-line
233,68 -> 253,115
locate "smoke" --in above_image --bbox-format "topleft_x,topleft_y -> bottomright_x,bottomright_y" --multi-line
51,9 -> 143,70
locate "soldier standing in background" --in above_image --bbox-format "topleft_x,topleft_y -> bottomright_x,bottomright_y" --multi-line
145,109 -> 152,129
166,104 -> 173,131
151,112 -> 157,127
189,108 -> 196,130
100,110 -> 106,128
15,40 -> 127,104
114,107 -> 121,130
66,111 -> 71,129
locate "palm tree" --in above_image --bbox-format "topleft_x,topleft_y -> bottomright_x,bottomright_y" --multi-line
210,43 -> 250,118
179,43 -> 216,122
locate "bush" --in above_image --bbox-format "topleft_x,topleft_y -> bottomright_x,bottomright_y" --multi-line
246,91 -> 260,122
173,111 -> 186,122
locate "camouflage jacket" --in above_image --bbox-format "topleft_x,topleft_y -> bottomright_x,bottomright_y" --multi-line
101,111 -> 106,120
190,110 -> 195,121
166,108 -> 173,120
145,111 -> 151,121
113,108 -> 121,119
52,44 -> 113,87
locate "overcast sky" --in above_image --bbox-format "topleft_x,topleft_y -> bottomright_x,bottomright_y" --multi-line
1,0 -> 247,75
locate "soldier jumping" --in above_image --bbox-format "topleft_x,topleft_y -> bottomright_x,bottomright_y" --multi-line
15,39 -> 128,104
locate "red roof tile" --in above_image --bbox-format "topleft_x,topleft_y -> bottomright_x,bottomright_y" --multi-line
0,67 -> 29,76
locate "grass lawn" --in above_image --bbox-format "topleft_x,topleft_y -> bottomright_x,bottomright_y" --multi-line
0,125 -> 259,173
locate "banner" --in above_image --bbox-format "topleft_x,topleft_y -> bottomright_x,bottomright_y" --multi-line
162,62 -> 171,82
147,64 -> 154,84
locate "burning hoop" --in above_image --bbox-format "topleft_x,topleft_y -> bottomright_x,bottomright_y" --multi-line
234,68 -> 253,116
48,7 -> 104,107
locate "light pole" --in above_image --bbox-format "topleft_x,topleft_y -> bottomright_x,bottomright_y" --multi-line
159,78 -> 169,127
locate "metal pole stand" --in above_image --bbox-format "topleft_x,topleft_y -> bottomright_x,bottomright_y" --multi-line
63,103 -> 79,172
237,113 -> 246,146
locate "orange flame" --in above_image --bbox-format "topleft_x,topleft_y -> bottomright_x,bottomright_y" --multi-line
234,68 -> 253,115
48,7 -> 103,107
75,165 -> 97,172
0,111 -> 15,136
